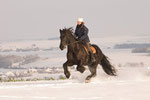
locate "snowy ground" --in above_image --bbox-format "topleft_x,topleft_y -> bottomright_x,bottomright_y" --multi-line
0,34 -> 150,100
0,67 -> 150,100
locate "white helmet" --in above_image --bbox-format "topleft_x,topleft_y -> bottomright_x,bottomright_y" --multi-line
77,18 -> 84,22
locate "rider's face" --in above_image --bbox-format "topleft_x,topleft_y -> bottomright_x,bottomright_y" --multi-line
77,21 -> 82,25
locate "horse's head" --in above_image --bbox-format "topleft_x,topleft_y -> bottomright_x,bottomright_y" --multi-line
59,27 -> 74,50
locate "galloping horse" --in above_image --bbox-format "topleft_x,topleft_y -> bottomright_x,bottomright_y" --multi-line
59,27 -> 116,82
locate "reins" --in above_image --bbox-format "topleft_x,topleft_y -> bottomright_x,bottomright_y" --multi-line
67,41 -> 79,45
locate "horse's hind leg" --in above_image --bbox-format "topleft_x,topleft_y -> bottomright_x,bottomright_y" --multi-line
85,65 -> 97,83
63,61 -> 73,79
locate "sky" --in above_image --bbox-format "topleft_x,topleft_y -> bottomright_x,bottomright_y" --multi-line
0,0 -> 150,40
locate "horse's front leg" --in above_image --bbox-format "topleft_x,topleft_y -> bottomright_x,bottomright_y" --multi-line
76,61 -> 85,73
63,61 -> 72,79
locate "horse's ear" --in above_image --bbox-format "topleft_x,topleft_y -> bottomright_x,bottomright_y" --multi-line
59,29 -> 62,33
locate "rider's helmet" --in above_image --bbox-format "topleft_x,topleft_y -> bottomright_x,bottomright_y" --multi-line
77,18 -> 84,22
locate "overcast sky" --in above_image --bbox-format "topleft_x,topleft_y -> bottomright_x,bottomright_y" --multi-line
0,0 -> 150,40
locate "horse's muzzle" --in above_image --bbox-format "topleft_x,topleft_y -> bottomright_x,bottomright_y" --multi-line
59,44 -> 66,50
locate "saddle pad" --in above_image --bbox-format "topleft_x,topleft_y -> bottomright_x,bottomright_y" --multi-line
83,46 -> 96,55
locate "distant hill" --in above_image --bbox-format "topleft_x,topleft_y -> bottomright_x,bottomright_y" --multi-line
114,43 -> 150,49
132,48 -> 150,53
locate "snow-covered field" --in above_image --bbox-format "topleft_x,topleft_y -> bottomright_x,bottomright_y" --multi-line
0,68 -> 150,100
0,34 -> 150,100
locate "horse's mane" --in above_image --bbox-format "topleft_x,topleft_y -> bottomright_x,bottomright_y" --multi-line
62,27 -> 74,34
61,27 -> 81,42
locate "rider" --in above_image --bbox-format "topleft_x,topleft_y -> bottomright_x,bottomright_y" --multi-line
74,18 -> 96,62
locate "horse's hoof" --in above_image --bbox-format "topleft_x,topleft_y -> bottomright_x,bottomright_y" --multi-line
85,76 -> 92,83
65,72 -> 70,79
85,79 -> 91,83
77,67 -> 85,73
79,69 -> 85,73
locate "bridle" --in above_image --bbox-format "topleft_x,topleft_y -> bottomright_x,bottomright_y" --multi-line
61,30 -> 80,46
67,40 -> 80,46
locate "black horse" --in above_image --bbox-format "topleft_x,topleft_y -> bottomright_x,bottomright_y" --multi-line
59,27 -> 116,82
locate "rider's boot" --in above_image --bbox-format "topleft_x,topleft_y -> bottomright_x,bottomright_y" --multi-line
89,51 -> 96,63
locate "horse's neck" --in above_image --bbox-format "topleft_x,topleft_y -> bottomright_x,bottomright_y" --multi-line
67,33 -> 76,44
68,42 -> 79,52
67,35 -> 79,51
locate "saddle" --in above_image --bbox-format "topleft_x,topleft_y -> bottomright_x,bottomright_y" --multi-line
83,45 -> 96,55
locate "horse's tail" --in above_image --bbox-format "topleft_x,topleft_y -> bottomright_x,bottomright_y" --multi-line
100,54 -> 117,76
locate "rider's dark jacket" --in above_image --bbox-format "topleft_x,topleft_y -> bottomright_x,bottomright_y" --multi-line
74,24 -> 90,43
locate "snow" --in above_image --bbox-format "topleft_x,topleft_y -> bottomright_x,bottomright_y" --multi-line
0,34 -> 150,100
0,69 -> 150,100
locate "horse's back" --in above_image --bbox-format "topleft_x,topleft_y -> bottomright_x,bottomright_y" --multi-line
91,44 -> 102,53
